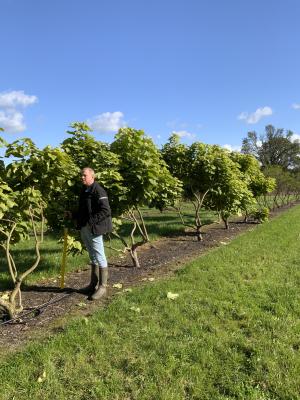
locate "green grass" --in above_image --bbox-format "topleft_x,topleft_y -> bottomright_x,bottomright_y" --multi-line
1,206 -> 300,399
0,205 -> 217,290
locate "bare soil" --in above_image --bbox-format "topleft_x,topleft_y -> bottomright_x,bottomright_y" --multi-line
0,204 -> 296,352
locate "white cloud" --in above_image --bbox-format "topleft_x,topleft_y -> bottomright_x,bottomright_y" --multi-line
0,109 -> 26,132
0,90 -> 38,108
292,103 -> 300,110
87,111 -> 126,133
172,130 -> 196,139
222,144 -> 241,152
291,133 -> 300,142
238,106 -> 273,124
0,90 -> 38,133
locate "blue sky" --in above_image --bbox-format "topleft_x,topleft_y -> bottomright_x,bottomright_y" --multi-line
1,0 -> 300,151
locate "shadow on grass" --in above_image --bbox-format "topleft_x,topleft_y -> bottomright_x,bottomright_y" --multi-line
0,255 -> 62,291
0,277 -> 13,291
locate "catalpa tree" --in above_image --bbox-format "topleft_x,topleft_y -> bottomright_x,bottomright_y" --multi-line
204,147 -> 255,229
4,137 -> 79,231
0,181 -> 44,320
61,122 -> 126,216
111,127 -> 182,267
229,151 -> 276,221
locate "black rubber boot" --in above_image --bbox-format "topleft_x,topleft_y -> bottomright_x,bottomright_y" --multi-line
78,263 -> 98,294
91,268 -> 108,300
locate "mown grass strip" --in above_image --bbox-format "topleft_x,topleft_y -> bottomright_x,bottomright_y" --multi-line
1,206 -> 300,399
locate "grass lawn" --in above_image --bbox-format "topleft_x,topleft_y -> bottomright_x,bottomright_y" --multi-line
0,205 -> 300,399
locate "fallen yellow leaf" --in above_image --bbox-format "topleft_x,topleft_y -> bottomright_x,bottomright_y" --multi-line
130,306 -> 141,313
113,283 -> 123,289
76,302 -> 87,307
37,370 -> 46,383
167,292 -> 179,300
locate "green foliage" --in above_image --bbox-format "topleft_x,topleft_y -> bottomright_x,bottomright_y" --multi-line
111,127 -> 182,211
162,138 -> 256,217
0,180 -> 17,220
149,172 -> 182,211
5,137 -> 38,158
162,137 -> 257,231
242,124 -> 300,169
58,233 -> 84,256
62,122 -> 119,173
205,149 -> 255,222
250,207 -> 270,223
110,127 -> 182,263
230,152 -> 276,197
61,122 -> 126,216
0,179 -> 44,244
161,133 -> 189,181
185,142 -> 216,196
4,138 -> 79,229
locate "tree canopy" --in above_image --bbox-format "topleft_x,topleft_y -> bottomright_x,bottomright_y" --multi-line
241,124 -> 300,170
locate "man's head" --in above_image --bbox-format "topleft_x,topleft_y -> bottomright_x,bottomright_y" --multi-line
81,167 -> 95,186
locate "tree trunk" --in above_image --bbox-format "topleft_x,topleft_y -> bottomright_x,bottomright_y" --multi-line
196,225 -> 203,241
130,248 -> 141,268
222,217 -> 229,229
0,298 -> 14,321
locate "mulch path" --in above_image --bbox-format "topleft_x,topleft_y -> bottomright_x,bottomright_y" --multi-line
0,203 -> 297,352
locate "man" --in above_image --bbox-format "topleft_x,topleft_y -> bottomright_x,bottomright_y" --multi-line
70,167 -> 113,300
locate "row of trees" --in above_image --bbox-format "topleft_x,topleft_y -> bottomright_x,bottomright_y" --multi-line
1,123 -> 299,319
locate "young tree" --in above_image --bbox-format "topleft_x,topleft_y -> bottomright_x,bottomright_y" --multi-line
61,122 -> 126,216
162,135 -> 212,240
161,133 -> 190,181
0,183 -> 44,320
203,147 -> 255,229
162,137 -> 253,237
229,152 -> 276,219
111,127 -> 182,267
4,138 -> 79,230
263,165 -> 299,208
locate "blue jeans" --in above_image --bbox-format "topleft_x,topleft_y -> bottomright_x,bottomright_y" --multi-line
80,225 -> 108,268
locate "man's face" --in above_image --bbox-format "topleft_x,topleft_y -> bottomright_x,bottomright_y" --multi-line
81,169 -> 94,186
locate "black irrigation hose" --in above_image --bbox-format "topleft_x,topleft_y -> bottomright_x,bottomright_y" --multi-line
0,291 -> 74,326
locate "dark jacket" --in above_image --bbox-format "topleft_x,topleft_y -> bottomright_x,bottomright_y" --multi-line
74,182 -> 113,235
